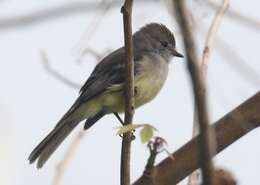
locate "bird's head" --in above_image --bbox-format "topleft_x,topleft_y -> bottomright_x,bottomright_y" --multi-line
134,23 -> 183,62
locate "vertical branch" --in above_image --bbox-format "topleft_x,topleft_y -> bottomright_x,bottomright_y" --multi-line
206,0 -> 260,31
201,0 -> 230,75
173,1 -> 215,185
188,1 -> 229,184
120,1 -> 135,185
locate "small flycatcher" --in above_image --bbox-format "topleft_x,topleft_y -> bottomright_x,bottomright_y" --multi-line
29,23 -> 183,168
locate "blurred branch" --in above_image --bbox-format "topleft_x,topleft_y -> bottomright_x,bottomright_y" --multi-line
40,50 -> 81,89
74,0 -> 111,60
187,0 -> 260,98
134,91 -> 260,185
77,48 -> 111,64
206,0 -> 260,31
0,0 -> 158,30
173,1 -> 215,185
120,1 -> 134,185
82,48 -> 106,60
51,131 -> 84,185
196,22 -> 260,88
188,1 -> 229,184
200,0 -> 229,75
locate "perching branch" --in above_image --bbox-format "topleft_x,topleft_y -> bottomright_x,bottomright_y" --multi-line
133,91 -> 260,185
120,1 -> 135,185
173,1 -> 215,185
188,1 -> 229,184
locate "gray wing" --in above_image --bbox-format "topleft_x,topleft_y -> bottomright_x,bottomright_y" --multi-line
54,48 -> 127,129
56,47 -> 141,128
78,47 -> 126,103
79,45 -> 143,101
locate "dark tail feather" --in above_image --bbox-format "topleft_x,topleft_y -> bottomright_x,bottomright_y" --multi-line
28,119 -> 80,168
84,110 -> 106,130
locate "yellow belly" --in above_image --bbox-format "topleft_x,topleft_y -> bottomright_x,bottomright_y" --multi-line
102,56 -> 168,113
101,79 -> 163,113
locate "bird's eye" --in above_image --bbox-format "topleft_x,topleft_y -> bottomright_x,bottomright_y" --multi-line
160,41 -> 168,47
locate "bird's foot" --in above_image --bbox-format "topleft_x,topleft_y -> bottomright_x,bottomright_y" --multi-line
119,130 -> 135,141
114,112 -> 135,141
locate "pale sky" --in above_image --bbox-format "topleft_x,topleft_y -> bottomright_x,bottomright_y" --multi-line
0,1 -> 260,185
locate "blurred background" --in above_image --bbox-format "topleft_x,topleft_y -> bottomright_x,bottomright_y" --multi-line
0,0 -> 259,185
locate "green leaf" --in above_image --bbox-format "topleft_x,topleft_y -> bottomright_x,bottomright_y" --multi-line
117,124 -> 157,144
140,126 -> 154,144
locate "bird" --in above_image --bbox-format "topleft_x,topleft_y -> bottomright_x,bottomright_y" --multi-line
28,23 -> 183,168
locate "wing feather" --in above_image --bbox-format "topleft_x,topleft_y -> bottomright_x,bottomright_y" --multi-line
78,47 -> 126,103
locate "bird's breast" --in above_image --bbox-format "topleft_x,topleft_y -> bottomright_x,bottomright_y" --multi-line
102,54 -> 169,113
134,55 -> 169,108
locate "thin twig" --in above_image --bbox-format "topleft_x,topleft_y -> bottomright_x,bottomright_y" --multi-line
133,91 -> 260,185
51,131 -> 84,185
173,1 -> 215,185
120,1 -> 135,185
196,23 -> 260,90
74,0 -> 111,61
206,0 -> 260,31
201,0 -> 230,75
79,48 -> 112,63
40,50 -> 81,89
188,1 -> 229,184
142,137 -> 168,185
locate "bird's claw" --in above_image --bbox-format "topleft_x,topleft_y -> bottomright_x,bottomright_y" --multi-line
119,130 -> 136,141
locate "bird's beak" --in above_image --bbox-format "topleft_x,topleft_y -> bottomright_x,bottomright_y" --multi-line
172,49 -> 184,58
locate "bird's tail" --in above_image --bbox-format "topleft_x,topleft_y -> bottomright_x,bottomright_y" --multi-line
28,118 -> 81,168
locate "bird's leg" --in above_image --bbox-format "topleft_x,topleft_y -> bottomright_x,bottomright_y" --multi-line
113,112 -> 124,125
113,112 -> 135,140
